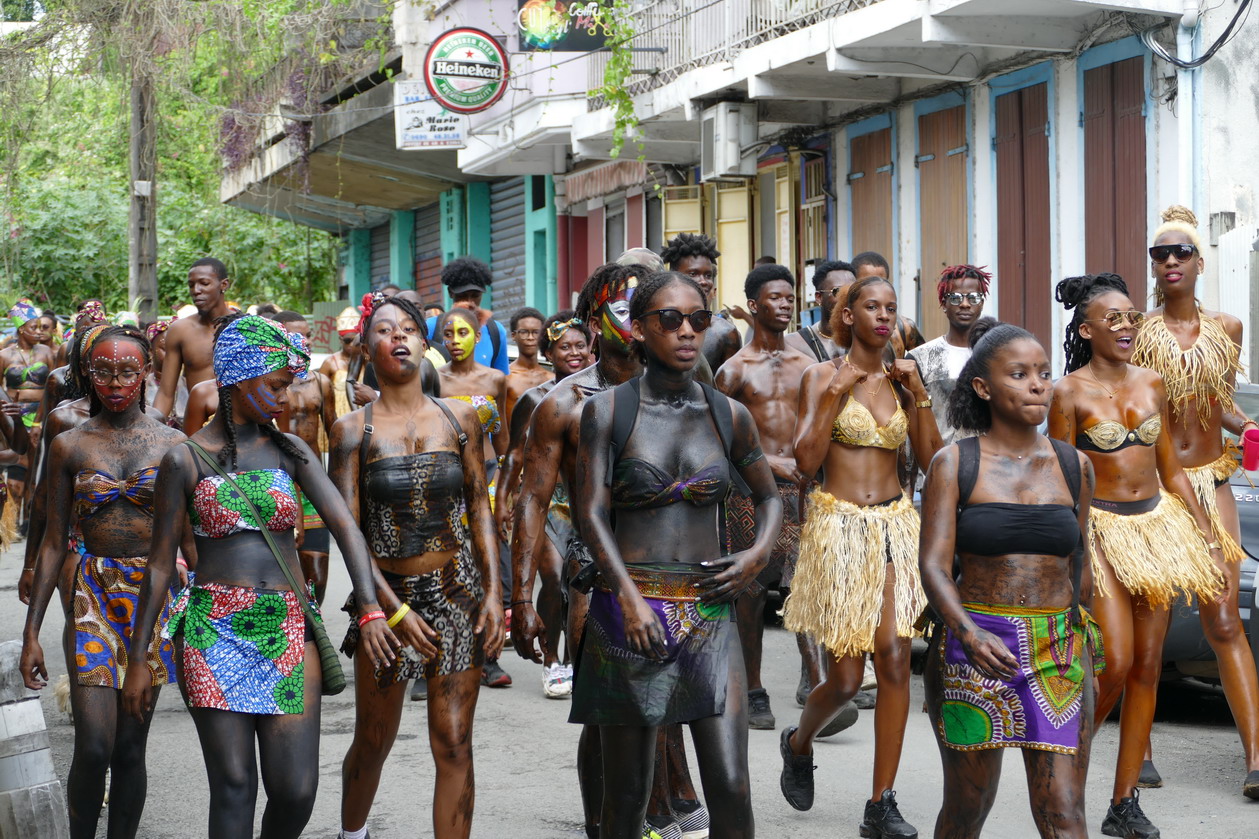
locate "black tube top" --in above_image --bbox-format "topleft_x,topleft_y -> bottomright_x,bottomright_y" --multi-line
364,451 -> 465,559
955,503 -> 1080,557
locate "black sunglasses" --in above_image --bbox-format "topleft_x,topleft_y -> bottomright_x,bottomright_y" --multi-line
640,308 -> 714,332
1148,243 -> 1197,263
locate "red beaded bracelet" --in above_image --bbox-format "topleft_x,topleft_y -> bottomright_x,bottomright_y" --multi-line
357,610 -> 386,628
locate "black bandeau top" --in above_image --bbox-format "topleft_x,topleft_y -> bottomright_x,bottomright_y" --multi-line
955,503 -> 1080,557
364,452 -> 464,559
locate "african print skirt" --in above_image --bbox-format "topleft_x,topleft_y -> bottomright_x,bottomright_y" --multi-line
782,491 -> 925,658
570,563 -> 733,727
165,583 -> 313,715
1183,445 -> 1244,562
73,552 -> 175,689
937,604 -> 1104,755
726,478 -> 804,591
341,544 -> 485,686
299,490 -> 324,531
18,401 -> 37,428
1090,493 -> 1223,605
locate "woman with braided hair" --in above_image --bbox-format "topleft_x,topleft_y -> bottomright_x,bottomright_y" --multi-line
1129,206 -> 1259,797
20,325 -> 187,839
122,314 -> 400,839
1049,272 -> 1226,837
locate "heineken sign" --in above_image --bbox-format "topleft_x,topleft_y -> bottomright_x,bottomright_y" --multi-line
423,28 -> 510,114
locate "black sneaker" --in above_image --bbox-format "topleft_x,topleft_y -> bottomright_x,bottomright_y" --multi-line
1101,792 -> 1160,838
410,678 -> 427,702
860,790 -> 917,839
854,690 -> 876,710
795,668 -> 811,708
748,688 -> 775,730
481,659 -> 512,687
1244,770 -> 1259,800
778,726 -> 814,811
818,700 -> 858,738
1136,759 -> 1163,789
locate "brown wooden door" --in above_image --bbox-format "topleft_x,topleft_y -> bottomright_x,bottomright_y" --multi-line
917,105 -> 969,341
850,128 -> 894,275
1084,57 -> 1148,306
995,83 -> 1052,349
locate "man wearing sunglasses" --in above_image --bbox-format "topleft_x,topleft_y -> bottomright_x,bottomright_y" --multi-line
662,232 -> 743,374
787,260 -> 854,363
716,264 -> 841,734
906,264 -> 992,446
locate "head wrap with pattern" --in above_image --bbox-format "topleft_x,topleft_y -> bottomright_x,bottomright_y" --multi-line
146,317 -> 175,342
213,315 -> 310,388
8,298 -> 41,330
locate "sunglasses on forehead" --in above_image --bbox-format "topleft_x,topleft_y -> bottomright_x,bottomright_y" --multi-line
1148,243 -> 1197,262
640,308 -> 714,332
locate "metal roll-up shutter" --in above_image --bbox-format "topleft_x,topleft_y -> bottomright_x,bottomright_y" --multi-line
414,203 -> 442,303
490,177 -> 527,315
369,223 -> 391,289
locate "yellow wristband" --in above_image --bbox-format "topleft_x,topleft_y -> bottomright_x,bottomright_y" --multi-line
386,603 -> 411,628
916,398 -> 933,409
1206,540 -> 1222,551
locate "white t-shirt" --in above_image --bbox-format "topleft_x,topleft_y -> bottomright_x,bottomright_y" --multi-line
907,336 -> 973,445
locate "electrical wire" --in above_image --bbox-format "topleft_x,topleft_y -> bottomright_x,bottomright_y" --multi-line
1141,0 -> 1252,69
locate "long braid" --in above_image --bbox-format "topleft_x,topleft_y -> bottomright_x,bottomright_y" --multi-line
260,423 -> 308,464
1054,273 -> 1130,373
218,386 -> 237,469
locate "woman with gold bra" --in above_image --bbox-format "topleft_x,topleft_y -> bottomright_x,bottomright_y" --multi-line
1050,272 -> 1225,837
1129,206 -> 1259,799
779,276 -> 942,837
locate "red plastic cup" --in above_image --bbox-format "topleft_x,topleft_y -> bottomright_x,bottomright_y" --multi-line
1243,428 -> 1259,472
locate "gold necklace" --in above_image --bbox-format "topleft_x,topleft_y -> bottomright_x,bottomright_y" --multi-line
846,358 -> 886,397
1086,361 -> 1127,400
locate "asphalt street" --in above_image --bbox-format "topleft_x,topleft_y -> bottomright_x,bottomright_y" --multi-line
3,540 -> 1256,838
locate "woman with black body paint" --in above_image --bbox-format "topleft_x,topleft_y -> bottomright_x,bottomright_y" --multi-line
920,320 -> 1098,839
572,270 -> 781,839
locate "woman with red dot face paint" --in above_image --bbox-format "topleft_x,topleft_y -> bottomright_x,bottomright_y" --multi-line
19,325 -> 189,839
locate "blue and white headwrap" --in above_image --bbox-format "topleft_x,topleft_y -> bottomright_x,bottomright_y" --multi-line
213,315 -> 310,388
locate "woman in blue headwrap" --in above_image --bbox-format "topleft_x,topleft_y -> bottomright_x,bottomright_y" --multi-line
2,298 -> 55,526
123,314 -> 406,839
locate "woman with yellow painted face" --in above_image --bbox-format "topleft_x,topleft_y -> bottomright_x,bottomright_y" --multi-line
438,306 -> 513,688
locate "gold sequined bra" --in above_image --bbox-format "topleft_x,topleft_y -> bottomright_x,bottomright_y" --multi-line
831,392 -> 908,450
1076,414 -> 1161,453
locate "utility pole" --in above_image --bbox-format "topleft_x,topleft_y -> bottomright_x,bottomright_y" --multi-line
128,65 -> 158,322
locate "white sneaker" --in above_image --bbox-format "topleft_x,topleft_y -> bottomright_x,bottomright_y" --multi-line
861,656 -> 878,691
543,662 -> 573,698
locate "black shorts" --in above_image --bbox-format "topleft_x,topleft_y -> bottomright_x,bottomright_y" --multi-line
7,465 -> 27,482
300,526 -> 330,554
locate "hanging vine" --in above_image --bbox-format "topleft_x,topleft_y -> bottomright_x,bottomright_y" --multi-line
600,0 -> 641,160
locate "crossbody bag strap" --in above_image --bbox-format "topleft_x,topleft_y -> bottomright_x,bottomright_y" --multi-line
801,326 -> 827,362
183,440 -> 320,628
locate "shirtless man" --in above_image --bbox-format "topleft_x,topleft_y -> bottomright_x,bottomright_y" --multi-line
274,311 -> 337,603
319,307 -> 361,419
787,260 -> 853,363
511,264 -> 709,839
662,233 -> 742,374
152,257 -> 233,421
504,307 -> 552,431
715,264 -> 854,735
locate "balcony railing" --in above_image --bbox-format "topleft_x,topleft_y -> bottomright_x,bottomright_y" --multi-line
587,0 -> 883,109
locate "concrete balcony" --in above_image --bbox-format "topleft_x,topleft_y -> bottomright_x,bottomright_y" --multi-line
573,0 -> 1184,162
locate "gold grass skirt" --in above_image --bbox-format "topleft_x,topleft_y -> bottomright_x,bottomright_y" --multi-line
1183,446 -> 1244,563
1089,493 -> 1224,606
782,490 -> 925,658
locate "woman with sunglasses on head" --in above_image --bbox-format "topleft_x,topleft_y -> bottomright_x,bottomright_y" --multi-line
572,270 -> 780,839
19,326 -> 186,839
1050,273 -> 1225,837
921,319 -> 1099,839
335,294 -> 502,839
1130,205 -> 1259,797
779,276 -> 942,838
121,314 -> 398,839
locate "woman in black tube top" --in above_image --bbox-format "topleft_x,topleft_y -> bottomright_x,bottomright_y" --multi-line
333,293 -> 502,839
1050,273 -> 1226,839
920,319 -> 1098,839
572,270 -> 780,839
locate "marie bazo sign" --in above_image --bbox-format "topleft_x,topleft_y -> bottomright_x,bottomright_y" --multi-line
423,28 -> 510,114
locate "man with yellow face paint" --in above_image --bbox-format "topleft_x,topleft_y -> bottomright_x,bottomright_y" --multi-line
424,257 -> 511,375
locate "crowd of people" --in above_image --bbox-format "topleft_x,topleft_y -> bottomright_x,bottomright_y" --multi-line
7,203 -> 1258,839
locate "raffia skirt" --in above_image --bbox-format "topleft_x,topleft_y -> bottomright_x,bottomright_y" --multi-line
782,490 -> 925,658
1089,493 -> 1224,605
1183,446 -> 1244,563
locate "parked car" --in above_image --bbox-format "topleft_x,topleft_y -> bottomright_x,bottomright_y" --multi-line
1162,382 -> 1259,683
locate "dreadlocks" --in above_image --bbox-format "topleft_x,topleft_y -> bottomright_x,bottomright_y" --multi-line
660,232 -> 720,269
936,265 -> 992,304
575,263 -> 639,324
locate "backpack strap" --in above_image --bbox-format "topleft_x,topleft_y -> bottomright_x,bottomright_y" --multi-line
488,321 -> 504,370
956,436 -> 981,509
605,378 -> 641,487
801,325 -> 828,363
358,402 -> 374,525
432,397 -> 469,448
1047,437 -> 1086,612
699,382 -> 752,497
